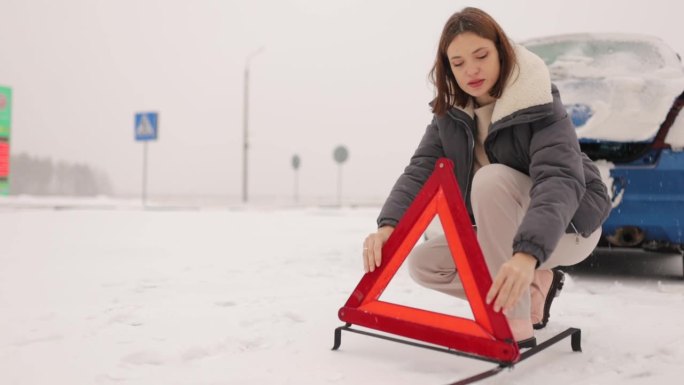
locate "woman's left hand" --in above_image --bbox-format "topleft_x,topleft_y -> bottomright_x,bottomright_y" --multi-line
486,252 -> 538,313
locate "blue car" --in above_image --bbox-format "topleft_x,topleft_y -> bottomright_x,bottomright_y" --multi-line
523,34 -> 684,265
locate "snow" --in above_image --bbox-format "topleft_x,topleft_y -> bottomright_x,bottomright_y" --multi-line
1,198 -> 683,384
523,33 -> 684,144
592,160 -> 624,209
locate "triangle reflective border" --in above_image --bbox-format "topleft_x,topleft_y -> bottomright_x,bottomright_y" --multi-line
338,158 -> 520,362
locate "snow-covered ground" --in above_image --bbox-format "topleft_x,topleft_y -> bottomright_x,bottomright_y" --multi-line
1,199 -> 683,385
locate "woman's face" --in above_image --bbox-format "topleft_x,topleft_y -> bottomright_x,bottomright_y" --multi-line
446,32 -> 501,105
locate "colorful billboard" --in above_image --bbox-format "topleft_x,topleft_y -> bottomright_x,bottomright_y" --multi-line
0,86 -> 10,138
0,85 -> 11,195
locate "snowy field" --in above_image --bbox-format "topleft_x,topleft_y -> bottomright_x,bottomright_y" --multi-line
1,198 -> 683,385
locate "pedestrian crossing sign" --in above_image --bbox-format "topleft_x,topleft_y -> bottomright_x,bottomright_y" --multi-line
135,112 -> 158,141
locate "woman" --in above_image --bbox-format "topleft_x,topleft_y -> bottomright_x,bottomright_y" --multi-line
361,7 -> 611,347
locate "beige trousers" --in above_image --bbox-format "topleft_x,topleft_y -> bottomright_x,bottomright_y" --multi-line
407,164 -> 601,320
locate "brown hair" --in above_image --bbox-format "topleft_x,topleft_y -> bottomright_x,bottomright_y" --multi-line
429,7 -> 517,115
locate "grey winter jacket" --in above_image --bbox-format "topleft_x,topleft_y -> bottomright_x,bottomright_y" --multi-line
377,45 -> 612,265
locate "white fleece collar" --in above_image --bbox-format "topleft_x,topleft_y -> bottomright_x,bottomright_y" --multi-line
455,44 -> 553,124
492,44 -> 553,123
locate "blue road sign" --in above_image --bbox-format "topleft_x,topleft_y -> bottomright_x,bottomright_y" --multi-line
135,112 -> 159,141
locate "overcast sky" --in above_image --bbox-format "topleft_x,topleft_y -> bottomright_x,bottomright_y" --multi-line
1,0 -> 683,202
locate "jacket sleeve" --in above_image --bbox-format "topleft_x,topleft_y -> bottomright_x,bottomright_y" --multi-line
377,118 -> 444,228
512,113 -> 586,265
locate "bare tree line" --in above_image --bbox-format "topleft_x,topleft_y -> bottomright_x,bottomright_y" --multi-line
8,153 -> 112,196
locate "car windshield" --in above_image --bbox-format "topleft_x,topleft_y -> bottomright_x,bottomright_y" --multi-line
525,37 -> 671,80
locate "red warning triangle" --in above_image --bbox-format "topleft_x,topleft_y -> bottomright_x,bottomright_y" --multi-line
338,158 -> 520,362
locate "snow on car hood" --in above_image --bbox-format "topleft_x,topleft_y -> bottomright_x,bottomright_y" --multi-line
523,33 -> 684,143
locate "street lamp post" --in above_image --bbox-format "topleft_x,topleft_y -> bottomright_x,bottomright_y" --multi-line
242,46 -> 265,203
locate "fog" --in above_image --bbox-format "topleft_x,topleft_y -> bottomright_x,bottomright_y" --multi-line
1,0 -> 683,203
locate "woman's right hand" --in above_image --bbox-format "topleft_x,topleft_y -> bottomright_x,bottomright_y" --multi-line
363,226 -> 395,273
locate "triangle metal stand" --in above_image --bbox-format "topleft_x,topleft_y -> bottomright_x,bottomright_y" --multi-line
332,323 -> 582,385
